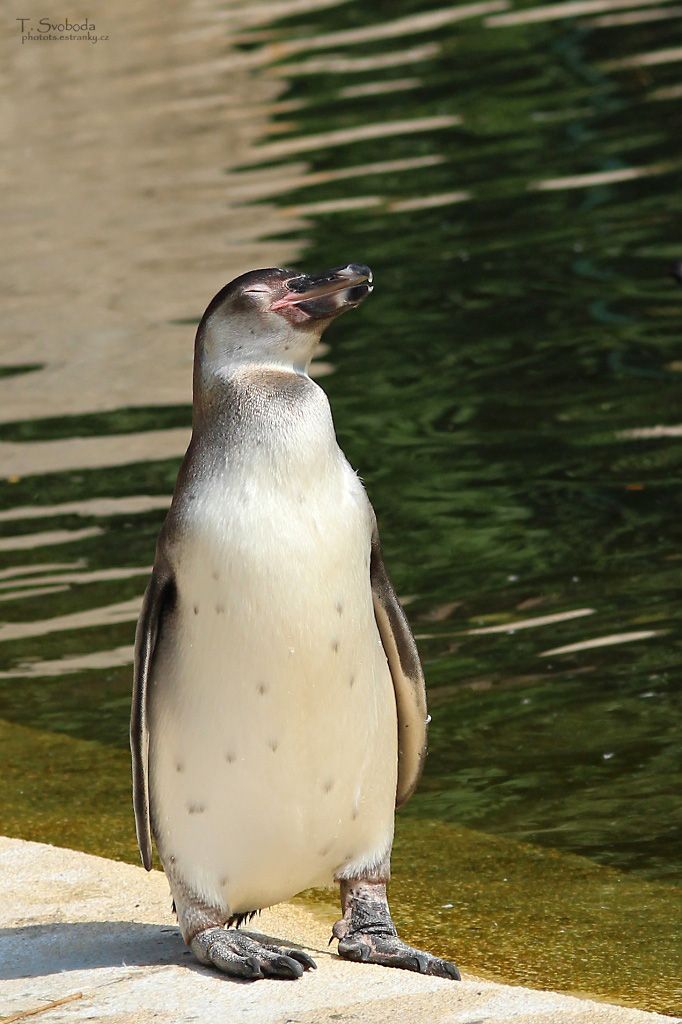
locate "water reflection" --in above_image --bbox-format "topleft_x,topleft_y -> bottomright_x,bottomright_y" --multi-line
466,606 -> 595,633
486,0 -> 673,23
539,628 -> 663,655
0,527 -> 103,553
267,43 -> 441,76
240,0 -> 682,891
0,428 -> 190,477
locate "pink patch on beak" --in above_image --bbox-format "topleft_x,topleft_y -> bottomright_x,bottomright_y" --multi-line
268,293 -> 299,312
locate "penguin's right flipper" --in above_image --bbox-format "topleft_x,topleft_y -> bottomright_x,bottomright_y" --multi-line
130,557 -> 175,870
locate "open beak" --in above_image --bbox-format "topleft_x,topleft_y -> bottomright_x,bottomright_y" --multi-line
269,263 -> 373,320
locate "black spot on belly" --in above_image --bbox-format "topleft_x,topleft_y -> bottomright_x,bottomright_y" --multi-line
188,802 -> 206,815
323,779 -> 334,794
257,682 -> 268,696
193,605 -> 199,615
220,876 -> 229,888
212,570 -> 220,580
318,844 -> 331,858
331,640 -> 339,654
216,603 -> 225,614
335,600 -> 344,616
349,674 -> 355,688
176,762 -> 184,773
269,738 -> 279,753
225,752 -> 236,764
351,806 -> 359,821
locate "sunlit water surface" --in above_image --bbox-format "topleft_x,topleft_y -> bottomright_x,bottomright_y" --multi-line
1,0 -> 681,1013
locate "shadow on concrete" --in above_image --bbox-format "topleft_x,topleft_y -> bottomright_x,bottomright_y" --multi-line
0,921 -> 189,979
0,921 -> 325,981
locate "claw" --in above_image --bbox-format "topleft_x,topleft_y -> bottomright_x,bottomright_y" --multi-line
287,949 -> 317,970
262,942 -> 317,971
265,955 -> 304,979
244,956 -> 263,979
414,954 -> 428,973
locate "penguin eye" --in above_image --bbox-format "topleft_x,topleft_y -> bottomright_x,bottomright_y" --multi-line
238,285 -> 271,310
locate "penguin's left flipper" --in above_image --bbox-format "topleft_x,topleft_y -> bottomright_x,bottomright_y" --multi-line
191,927 -> 317,980
130,550 -> 175,870
333,880 -> 460,981
369,519 -> 429,809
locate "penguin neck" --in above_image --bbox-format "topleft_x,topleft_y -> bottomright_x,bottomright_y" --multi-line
192,327 -> 322,417
193,357 -> 310,420
188,359 -> 339,494
193,350 -> 335,439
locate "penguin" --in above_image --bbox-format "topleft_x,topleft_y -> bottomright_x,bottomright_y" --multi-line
130,263 -> 460,981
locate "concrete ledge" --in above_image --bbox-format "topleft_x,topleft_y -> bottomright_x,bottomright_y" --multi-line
0,837 -> 674,1024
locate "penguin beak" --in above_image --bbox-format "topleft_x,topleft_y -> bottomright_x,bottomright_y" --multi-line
269,264 -> 373,320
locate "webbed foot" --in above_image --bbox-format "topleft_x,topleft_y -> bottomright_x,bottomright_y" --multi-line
333,879 -> 460,981
191,927 -> 316,980
338,933 -> 460,978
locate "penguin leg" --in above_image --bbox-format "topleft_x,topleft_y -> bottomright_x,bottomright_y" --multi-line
171,882 -> 316,980
332,876 -> 460,980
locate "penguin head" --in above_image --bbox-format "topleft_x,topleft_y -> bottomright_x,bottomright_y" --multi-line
195,264 -> 373,377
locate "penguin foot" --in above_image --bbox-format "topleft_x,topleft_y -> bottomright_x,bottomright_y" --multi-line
337,933 -> 460,979
190,927 -> 317,980
333,878 -> 460,981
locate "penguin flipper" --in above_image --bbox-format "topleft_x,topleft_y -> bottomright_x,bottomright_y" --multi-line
130,559 -> 175,870
369,521 -> 428,808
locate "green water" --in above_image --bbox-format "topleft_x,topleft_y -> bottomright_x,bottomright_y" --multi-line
2,0 -> 682,1013
245,0 -> 682,883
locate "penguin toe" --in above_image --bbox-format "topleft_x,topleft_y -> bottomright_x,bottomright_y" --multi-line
413,952 -> 430,973
243,955 -> 265,979
337,937 -> 372,962
261,954 -> 305,979
443,960 -> 462,981
416,951 -> 461,980
272,947 -> 317,971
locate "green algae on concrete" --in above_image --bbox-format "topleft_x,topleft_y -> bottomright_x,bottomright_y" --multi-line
0,719 -> 140,866
3,719 -> 679,1016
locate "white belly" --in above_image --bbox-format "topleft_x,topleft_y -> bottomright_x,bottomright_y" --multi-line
148,454 -> 397,913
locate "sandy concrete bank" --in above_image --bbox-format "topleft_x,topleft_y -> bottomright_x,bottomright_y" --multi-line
0,837 -> 675,1024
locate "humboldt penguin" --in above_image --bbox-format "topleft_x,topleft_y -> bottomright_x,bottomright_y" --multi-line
130,263 -> 460,981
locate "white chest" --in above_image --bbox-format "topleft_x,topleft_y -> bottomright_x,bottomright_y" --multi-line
148,400 -> 398,912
